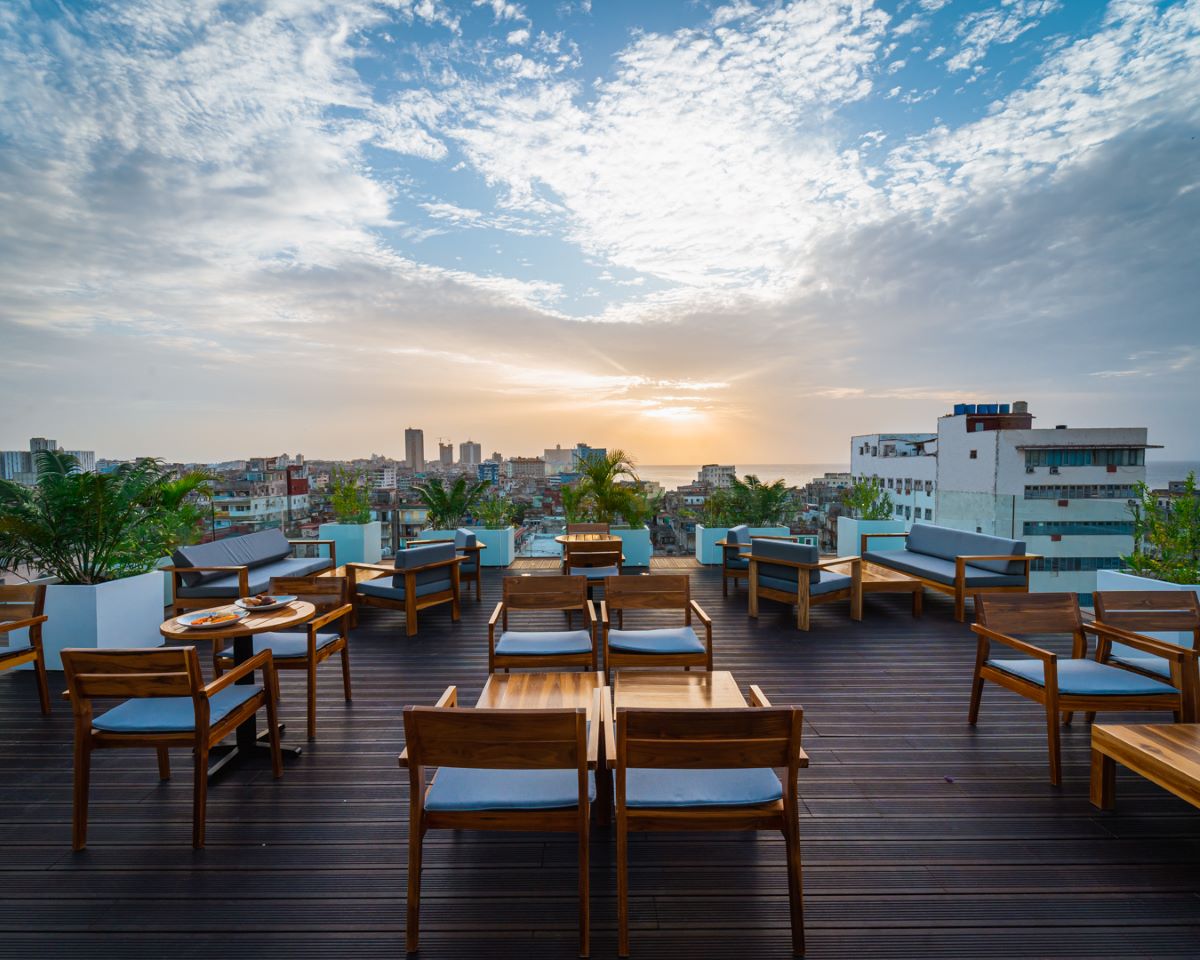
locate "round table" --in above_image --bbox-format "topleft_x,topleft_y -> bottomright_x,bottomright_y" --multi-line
160,601 -> 315,774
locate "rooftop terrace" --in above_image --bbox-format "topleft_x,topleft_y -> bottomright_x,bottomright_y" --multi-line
2,561 -> 1199,958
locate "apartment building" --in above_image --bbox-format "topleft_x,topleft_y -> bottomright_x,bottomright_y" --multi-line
850,434 -> 937,527
404,428 -> 425,470
697,464 -> 736,489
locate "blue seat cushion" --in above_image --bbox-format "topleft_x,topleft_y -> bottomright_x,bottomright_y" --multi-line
358,576 -> 451,602
987,658 -> 1179,696
461,559 -> 478,574
758,569 -> 852,596
1109,638 -> 1174,679
176,556 -> 332,598
569,565 -> 619,579
724,556 -> 749,571
495,630 -> 593,656
92,684 -> 263,733
608,626 -> 704,655
0,636 -> 33,656
425,768 -> 595,811
625,768 -> 783,808
904,523 -> 1026,576
862,549 -> 1025,587
223,631 -> 341,660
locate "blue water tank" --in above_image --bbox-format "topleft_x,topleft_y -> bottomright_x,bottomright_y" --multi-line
953,403 -> 967,416
1000,403 -> 1011,414
964,404 -> 976,414
986,403 -> 998,415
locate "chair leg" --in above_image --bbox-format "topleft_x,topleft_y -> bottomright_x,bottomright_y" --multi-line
340,642 -> 353,701
157,747 -> 171,780
967,672 -> 985,725
784,818 -> 806,956
72,735 -> 91,851
578,821 -> 590,958
192,745 -> 208,848
406,823 -> 424,954
1045,698 -> 1063,787
307,662 -> 318,740
34,652 -> 51,715
954,585 -> 966,622
405,596 -> 418,637
266,690 -> 283,779
617,812 -> 630,958
722,573 -> 728,597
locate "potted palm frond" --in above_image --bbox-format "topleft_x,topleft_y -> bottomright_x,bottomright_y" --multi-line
413,475 -> 512,566
469,492 -> 517,566
836,476 -> 905,555
694,475 -> 796,564
1097,472 -> 1199,607
567,450 -> 654,566
318,466 -> 381,564
0,451 -> 211,668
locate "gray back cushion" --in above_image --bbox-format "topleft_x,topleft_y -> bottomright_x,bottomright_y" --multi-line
173,528 -> 293,587
393,541 -> 456,590
751,537 -> 820,585
727,524 -> 750,545
905,522 -> 1026,576
455,527 -> 478,549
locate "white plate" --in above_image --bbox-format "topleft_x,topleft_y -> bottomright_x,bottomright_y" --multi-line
235,595 -> 298,613
176,610 -> 247,630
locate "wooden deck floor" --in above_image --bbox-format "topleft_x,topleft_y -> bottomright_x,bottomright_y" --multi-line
1,566 -> 1199,959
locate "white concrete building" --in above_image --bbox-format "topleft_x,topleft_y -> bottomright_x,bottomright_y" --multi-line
850,434 -> 937,527
697,464 -> 736,489
459,440 -> 482,466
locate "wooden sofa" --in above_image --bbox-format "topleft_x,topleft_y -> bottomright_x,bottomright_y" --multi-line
861,522 -> 1037,621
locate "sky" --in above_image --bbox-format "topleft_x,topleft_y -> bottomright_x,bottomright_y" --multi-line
1,0 -> 1198,465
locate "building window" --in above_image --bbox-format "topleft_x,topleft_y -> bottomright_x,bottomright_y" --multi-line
924,508 -> 933,520
1024,448 -> 1146,468
1023,521 -> 1134,537
969,450 -> 977,459
1031,556 -> 1125,572
1024,483 -> 1139,500
904,506 -> 911,519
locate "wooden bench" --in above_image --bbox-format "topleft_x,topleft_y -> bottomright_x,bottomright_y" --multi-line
1090,723 -> 1200,810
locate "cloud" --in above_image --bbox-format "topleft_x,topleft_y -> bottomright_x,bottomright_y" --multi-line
947,0 -> 1060,72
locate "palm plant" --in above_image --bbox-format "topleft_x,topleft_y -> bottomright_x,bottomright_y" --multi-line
0,451 -> 212,584
729,475 -> 793,526
576,449 -> 644,524
414,475 -> 488,529
1125,472 -> 1200,584
560,483 -> 589,523
474,492 -> 516,529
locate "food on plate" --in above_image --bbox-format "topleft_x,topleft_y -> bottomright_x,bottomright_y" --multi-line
189,612 -> 239,626
240,594 -> 277,608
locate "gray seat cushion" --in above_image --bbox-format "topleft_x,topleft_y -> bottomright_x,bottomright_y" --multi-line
173,529 -> 294,587
455,528 -> 478,549
757,569 -> 853,596
608,627 -> 704,655
750,538 -> 820,586
569,565 -> 619,579
904,523 -> 1026,576
495,630 -> 593,656
176,556 -> 332,598
358,576 -> 452,603
987,658 -> 1179,696
862,549 -> 1024,587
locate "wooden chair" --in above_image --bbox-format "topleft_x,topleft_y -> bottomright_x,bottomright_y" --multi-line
714,525 -> 801,596
347,541 -> 463,637
600,574 -> 712,676
0,583 -> 51,715
402,686 -> 598,956
1094,590 -> 1200,719
745,539 -> 862,631
567,522 -> 610,535
968,593 -> 1196,786
489,575 -> 598,672
612,689 -> 807,957
562,538 -> 624,596
213,576 -> 353,739
419,529 -> 486,602
61,646 -> 282,848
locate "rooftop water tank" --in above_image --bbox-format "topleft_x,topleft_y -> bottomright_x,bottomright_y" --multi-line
953,403 -> 967,416
999,403 -> 1011,414
1013,400 -> 1028,414
964,404 -> 976,414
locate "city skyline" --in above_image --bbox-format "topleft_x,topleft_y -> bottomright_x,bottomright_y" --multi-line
2,1 -> 1198,462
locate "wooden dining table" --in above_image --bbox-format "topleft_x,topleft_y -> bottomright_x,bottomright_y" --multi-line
159,601 -> 314,775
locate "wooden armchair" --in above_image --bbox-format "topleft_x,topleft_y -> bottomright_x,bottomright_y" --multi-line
401,686 -> 598,956
745,539 -> 862,631
600,574 -> 712,676
0,583 -> 51,715
214,576 -> 353,739
347,541 -> 463,637
488,575 -> 598,672
968,593 -> 1195,786
562,538 -> 624,593
714,524 -> 800,596
612,689 -> 808,956
418,528 -> 486,601
61,645 -> 282,848
1093,590 -> 1200,718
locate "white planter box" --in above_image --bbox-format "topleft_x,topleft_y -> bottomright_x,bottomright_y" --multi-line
837,517 -> 907,555
1095,569 -> 1200,645
612,526 -> 652,567
39,571 -> 166,671
694,525 -> 792,565
319,521 -> 382,566
416,527 -> 515,567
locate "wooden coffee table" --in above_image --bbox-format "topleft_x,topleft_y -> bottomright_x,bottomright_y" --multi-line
1090,723 -> 1200,810
613,670 -> 747,710
829,560 -> 923,616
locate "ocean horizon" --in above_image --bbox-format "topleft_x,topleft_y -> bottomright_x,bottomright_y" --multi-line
636,460 -> 1200,492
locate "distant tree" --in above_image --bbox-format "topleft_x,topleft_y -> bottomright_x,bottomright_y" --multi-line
329,466 -> 371,524
1124,472 -> 1200,584
840,477 -> 894,521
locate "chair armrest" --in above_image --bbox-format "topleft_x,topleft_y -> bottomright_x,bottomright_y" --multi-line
589,688 -> 603,766
289,539 -> 335,549
0,614 -> 47,635
970,623 -> 1055,660
749,534 -> 800,542
598,600 -> 609,627
309,603 -> 354,633
205,649 -> 274,697
749,684 -> 771,707
714,539 -> 730,548
398,747 -> 409,768
813,555 -> 859,569
796,746 -> 811,768
346,562 -> 394,574
488,601 -> 505,629
689,600 -> 712,627
585,599 -> 598,625
1086,622 -> 1197,662
603,684 -> 616,768
434,685 -> 457,708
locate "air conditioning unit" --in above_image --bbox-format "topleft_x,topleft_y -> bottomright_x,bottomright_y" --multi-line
1025,466 -> 1035,474
1049,466 -> 1060,474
